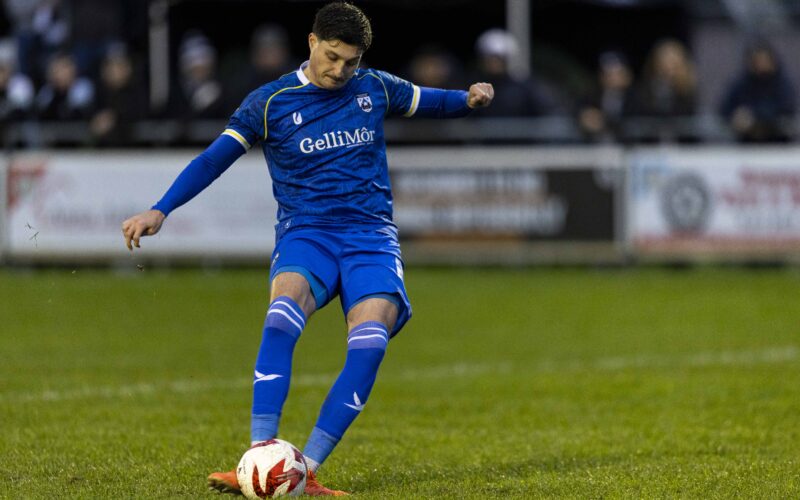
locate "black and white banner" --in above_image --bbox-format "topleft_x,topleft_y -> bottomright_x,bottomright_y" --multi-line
389,147 -> 622,242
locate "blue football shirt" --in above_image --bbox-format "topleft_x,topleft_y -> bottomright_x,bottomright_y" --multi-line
222,62 -> 421,236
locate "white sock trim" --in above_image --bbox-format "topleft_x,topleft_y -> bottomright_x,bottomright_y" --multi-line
304,456 -> 320,473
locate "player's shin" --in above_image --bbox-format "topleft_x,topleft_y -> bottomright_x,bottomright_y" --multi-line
303,321 -> 389,471
251,296 -> 306,443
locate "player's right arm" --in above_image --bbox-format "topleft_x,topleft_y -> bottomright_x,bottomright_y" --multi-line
122,208 -> 166,250
122,89 -> 265,250
121,135 -> 245,249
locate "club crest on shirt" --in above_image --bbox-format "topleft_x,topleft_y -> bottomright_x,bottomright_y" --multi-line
356,93 -> 372,113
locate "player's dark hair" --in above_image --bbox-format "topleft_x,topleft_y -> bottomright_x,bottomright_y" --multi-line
312,2 -> 372,52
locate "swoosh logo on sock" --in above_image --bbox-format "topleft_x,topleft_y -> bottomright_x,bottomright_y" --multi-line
344,392 -> 365,411
254,370 -> 284,385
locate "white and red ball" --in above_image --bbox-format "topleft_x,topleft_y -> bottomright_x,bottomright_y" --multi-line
236,439 -> 307,498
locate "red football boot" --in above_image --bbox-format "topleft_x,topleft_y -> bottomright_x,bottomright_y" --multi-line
303,469 -> 349,496
207,469 -> 241,495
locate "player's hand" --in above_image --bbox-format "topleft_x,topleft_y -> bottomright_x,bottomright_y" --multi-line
122,209 -> 166,250
467,82 -> 494,109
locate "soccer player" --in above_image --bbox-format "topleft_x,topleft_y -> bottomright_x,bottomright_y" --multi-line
121,2 -> 493,496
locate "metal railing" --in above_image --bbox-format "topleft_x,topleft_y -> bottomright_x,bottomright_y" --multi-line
3,114 -> 797,149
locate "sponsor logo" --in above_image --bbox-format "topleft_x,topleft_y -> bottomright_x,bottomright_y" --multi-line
356,93 -> 372,112
344,392 -> 365,411
299,127 -> 376,154
292,112 -> 303,125
660,172 -> 712,234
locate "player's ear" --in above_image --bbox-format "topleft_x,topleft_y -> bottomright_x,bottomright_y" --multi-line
308,33 -> 317,51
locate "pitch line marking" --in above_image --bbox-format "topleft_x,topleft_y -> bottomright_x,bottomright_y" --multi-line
2,362 -> 511,404
4,346 -> 795,404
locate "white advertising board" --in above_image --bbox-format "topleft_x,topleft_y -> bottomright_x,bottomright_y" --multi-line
6,150 -> 278,260
628,147 -> 800,257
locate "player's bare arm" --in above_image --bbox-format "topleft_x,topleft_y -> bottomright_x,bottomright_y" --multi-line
467,82 -> 494,108
121,209 -> 166,250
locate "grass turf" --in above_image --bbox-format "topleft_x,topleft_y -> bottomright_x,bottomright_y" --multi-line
1,266 -> 799,498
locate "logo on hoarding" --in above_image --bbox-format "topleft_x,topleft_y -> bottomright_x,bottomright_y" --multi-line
660,173 -> 711,234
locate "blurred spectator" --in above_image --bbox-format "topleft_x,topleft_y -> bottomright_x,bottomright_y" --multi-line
170,32 -> 226,119
89,43 -> 146,146
228,24 -> 297,106
470,28 -> 559,117
4,0 -> 69,84
407,45 -> 464,89
35,51 -> 94,120
2,0 -> 38,77
635,38 -> 697,117
0,38 -> 34,124
577,50 -> 636,142
69,0 -> 125,79
719,39 -> 796,143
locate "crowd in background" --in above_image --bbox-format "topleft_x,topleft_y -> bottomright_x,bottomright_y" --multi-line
0,0 -> 798,146
575,36 -> 797,143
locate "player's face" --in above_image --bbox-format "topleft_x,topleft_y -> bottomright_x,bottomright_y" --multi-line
307,33 -> 362,90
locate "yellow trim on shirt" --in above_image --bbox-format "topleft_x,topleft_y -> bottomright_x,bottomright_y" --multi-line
358,72 -> 390,113
404,85 -> 421,117
223,129 -> 251,150
263,83 -> 309,140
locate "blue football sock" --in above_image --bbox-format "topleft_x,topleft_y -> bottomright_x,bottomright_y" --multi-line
251,296 -> 305,442
303,321 -> 388,468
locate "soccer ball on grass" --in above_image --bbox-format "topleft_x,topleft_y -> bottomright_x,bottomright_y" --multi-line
236,439 -> 307,498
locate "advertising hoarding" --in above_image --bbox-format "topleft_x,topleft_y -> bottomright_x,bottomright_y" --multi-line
6,150 -> 278,261
628,147 -> 800,258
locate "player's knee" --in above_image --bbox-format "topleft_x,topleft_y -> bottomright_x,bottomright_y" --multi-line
346,298 -> 398,332
270,272 -> 316,316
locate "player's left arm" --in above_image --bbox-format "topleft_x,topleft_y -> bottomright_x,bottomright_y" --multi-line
412,83 -> 494,118
466,82 -> 494,109
374,69 -> 493,119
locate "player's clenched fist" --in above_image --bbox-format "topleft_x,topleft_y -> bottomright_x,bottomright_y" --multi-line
122,209 -> 166,250
467,82 -> 494,109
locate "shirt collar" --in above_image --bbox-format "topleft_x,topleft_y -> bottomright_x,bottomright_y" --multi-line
296,60 -> 359,91
296,61 -> 310,84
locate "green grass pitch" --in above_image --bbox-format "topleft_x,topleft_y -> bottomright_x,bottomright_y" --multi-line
1,266 -> 799,498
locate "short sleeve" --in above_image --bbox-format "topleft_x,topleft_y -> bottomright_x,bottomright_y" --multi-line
223,89 -> 264,150
371,70 -> 421,117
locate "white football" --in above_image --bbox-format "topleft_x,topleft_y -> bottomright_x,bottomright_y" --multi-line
236,439 -> 307,498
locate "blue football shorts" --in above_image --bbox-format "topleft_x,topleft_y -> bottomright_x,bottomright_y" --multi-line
269,225 -> 411,336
